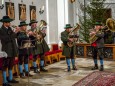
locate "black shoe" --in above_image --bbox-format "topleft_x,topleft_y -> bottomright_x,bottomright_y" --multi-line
99,65 -> 104,71
67,66 -> 71,72
19,73 -> 27,79
2,83 -> 12,86
7,79 -> 19,83
92,66 -> 98,70
25,72 -> 33,77
72,65 -> 77,70
34,67 -> 40,73
40,66 -> 48,72
91,64 -> 98,70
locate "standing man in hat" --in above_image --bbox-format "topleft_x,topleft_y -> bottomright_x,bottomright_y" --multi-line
17,21 -> 33,78
89,21 -> 105,71
29,20 -> 49,72
61,24 -> 77,72
0,16 -> 19,86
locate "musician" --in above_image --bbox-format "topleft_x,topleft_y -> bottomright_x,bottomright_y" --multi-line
61,24 -> 77,72
0,16 -> 19,86
29,20 -> 49,72
28,20 -> 40,73
17,21 -> 33,78
90,21 -> 104,71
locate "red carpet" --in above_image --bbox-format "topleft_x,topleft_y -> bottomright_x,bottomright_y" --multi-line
73,71 -> 115,86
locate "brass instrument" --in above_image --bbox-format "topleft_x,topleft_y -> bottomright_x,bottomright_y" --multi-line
89,29 -> 101,44
67,23 -> 80,47
89,18 -> 115,44
34,20 -> 47,44
106,18 -> 115,32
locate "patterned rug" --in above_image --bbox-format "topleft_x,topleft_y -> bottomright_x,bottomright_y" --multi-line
73,71 -> 115,86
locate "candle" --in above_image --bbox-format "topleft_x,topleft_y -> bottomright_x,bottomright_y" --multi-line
42,5 -> 44,11
2,0 -> 4,4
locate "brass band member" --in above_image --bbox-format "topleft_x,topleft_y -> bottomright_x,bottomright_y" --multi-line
17,21 -> 33,78
29,20 -> 50,72
0,16 -> 19,86
90,21 -> 104,71
28,20 -> 40,73
61,24 -> 77,72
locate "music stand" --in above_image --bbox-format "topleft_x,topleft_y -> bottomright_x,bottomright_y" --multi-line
19,40 -> 35,86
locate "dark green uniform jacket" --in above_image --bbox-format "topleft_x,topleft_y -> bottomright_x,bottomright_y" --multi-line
0,26 -> 18,57
36,33 -> 50,54
17,31 -> 31,55
61,30 -> 76,57
29,29 -> 50,55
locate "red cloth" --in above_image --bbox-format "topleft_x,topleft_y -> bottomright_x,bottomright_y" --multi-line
13,59 -> 19,65
91,42 -> 97,47
45,52 -> 53,56
52,44 -> 59,51
29,54 -> 33,60
0,58 -> 3,70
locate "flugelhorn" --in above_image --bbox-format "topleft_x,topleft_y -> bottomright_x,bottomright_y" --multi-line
67,23 -> 80,47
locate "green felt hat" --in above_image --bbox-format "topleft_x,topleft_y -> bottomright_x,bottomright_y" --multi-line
94,21 -> 102,26
18,21 -> 28,27
0,16 -> 13,22
64,24 -> 72,29
29,20 -> 38,26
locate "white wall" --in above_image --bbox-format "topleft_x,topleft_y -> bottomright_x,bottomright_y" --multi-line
68,1 -> 74,26
0,0 -> 46,26
57,0 -> 65,45
48,0 -> 58,44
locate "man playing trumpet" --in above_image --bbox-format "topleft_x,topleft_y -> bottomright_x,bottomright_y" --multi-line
17,21 -> 33,78
29,20 -> 49,72
0,16 -> 19,86
89,21 -> 105,71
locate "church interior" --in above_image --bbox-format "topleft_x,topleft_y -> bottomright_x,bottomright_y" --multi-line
0,0 -> 115,86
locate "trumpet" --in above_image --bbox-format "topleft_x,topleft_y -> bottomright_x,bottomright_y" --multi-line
11,25 -> 17,28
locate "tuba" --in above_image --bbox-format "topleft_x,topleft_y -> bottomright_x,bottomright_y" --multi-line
89,18 -> 115,44
67,23 -> 80,47
106,18 -> 115,32
35,20 -> 47,44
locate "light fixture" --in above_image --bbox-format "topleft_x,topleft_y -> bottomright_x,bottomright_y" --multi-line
39,5 -> 44,14
0,0 -> 4,9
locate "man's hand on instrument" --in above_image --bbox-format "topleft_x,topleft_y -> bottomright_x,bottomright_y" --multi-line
41,29 -> 46,33
69,38 -> 74,42
90,31 -> 96,36
28,31 -> 34,35
15,27 -> 20,33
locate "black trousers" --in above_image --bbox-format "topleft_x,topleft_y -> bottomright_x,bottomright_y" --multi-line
2,57 -> 15,71
92,47 -> 104,60
33,53 -> 45,62
18,54 -> 28,65
39,53 -> 45,61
